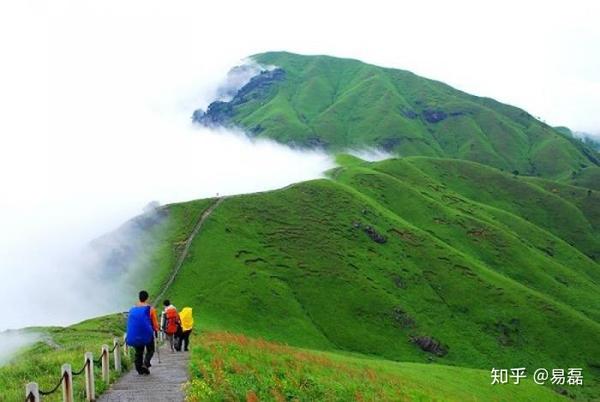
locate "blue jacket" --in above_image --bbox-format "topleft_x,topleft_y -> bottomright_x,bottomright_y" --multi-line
126,305 -> 154,347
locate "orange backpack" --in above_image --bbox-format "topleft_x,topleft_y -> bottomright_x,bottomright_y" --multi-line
164,307 -> 179,335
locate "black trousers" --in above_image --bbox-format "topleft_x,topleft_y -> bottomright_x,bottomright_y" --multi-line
180,330 -> 192,351
134,340 -> 155,373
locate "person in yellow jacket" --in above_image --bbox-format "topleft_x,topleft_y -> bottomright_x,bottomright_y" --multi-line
178,307 -> 194,351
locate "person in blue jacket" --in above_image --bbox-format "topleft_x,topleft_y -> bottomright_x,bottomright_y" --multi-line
126,290 -> 160,375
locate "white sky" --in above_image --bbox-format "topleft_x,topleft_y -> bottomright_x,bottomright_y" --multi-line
0,0 -> 598,332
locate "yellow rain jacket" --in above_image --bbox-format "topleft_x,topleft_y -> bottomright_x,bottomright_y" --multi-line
179,307 -> 194,331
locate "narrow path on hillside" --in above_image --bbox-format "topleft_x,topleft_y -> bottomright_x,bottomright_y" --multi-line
102,198 -> 223,401
155,197 -> 223,304
98,344 -> 189,402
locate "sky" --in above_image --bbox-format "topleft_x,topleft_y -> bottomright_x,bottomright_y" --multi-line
0,0 -> 599,333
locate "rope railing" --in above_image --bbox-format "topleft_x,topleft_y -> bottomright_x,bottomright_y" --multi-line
71,359 -> 89,377
93,351 -> 105,365
24,336 -> 127,402
38,372 -> 67,396
110,341 -> 119,353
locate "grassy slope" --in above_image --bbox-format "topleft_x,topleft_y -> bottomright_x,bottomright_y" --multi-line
139,199 -> 215,296
4,158 -> 597,400
187,332 -> 564,402
523,177 -> 600,234
213,51 -> 599,182
391,157 -> 600,260
160,156 -> 599,400
0,315 -> 130,402
0,200 -> 215,400
571,166 -> 600,190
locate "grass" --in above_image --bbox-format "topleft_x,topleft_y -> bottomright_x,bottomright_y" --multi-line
4,155 -> 598,400
125,199 -> 216,297
194,51 -> 600,183
0,315 -> 130,401
151,155 -> 599,400
186,331 -> 566,401
0,200 -> 218,400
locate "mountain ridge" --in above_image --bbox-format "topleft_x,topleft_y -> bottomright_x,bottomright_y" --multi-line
156,155 -> 600,400
193,51 -> 600,187
4,155 -> 599,400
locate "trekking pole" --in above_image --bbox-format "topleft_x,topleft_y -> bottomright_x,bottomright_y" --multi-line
155,334 -> 161,364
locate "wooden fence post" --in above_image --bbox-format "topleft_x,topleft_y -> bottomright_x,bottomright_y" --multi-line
101,345 -> 110,384
25,382 -> 39,402
84,352 -> 95,401
123,333 -> 128,354
113,337 -> 122,373
62,364 -> 74,402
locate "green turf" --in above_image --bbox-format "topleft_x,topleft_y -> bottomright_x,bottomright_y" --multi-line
152,156 -> 599,400
186,331 -> 566,402
7,51 -> 599,401
0,200 -> 216,400
133,199 -> 216,297
4,156 -> 597,400
0,315 -> 130,402
198,51 -> 599,183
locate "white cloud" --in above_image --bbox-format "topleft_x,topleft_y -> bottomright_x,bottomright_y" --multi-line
0,1 -> 335,334
0,331 -> 41,366
348,149 -> 395,162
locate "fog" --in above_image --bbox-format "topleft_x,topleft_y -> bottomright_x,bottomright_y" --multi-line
348,149 -> 396,162
0,3 -> 334,335
0,101 -> 333,332
0,332 -> 41,366
573,131 -> 600,146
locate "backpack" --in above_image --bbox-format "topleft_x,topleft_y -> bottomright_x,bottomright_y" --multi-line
164,307 -> 179,335
179,307 -> 194,331
126,305 -> 154,347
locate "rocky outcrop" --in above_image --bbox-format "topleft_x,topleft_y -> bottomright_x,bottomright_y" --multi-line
422,109 -> 448,123
193,68 -> 286,127
411,336 -> 448,356
192,101 -> 234,126
364,225 -> 387,244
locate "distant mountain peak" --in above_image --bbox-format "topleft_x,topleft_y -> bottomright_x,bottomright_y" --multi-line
193,51 -> 600,185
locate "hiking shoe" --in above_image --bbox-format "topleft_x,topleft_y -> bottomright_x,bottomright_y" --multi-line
139,366 -> 150,375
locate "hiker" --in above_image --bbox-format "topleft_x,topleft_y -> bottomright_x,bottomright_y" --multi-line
178,307 -> 194,351
126,290 -> 159,375
162,299 -> 180,352
174,320 -> 184,351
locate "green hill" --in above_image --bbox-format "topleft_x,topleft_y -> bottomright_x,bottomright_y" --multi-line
193,52 -> 600,185
155,155 -> 599,400
6,51 -> 599,401
5,156 -> 599,400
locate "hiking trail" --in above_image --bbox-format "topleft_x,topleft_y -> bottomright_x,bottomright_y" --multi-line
155,197 -> 223,304
100,198 -> 223,401
98,344 -> 188,402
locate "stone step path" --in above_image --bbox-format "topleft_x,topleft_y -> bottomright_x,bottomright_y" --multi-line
99,196 -> 222,401
98,344 -> 189,402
